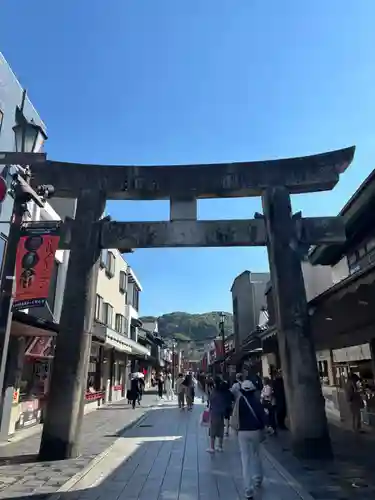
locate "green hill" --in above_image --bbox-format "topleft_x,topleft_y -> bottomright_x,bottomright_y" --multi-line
140,311 -> 233,343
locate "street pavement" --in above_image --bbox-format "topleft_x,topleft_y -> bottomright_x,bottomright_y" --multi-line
47,398 -> 314,500
0,393 -> 159,499
264,419 -> 375,500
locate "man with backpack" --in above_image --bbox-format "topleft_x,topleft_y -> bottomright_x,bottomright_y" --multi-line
230,379 -> 266,499
231,373 -> 243,397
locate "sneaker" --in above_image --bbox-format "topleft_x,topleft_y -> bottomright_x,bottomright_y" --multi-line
206,448 -> 215,454
216,447 -> 223,453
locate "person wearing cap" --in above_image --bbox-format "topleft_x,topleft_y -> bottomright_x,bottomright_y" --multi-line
237,379 -> 266,499
231,373 -> 243,397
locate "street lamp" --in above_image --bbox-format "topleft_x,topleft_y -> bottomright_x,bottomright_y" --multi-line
13,108 -> 47,155
219,312 -> 226,375
170,338 -> 177,388
0,91 -> 52,439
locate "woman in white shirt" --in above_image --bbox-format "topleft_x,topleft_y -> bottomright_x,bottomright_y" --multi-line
164,373 -> 174,400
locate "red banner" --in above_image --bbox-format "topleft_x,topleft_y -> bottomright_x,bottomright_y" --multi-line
13,225 -> 60,310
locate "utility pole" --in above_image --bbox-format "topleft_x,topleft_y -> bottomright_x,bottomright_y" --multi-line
0,92 -> 50,440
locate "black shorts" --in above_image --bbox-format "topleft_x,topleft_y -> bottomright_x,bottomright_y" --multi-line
224,408 -> 232,420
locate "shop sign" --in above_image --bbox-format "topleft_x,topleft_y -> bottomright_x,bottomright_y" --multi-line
333,343 -> 371,363
15,400 -> 42,430
13,223 -> 60,310
12,390 -> 20,404
25,336 -> 54,358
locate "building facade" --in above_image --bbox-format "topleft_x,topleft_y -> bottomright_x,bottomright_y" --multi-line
245,169 -> 375,428
90,249 -> 149,406
0,53 -> 150,436
0,53 -> 73,436
231,271 -> 269,350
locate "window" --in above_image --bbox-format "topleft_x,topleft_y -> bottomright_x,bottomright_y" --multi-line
132,288 -> 139,311
119,270 -> 127,293
106,251 -> 116,278
100,249 -> 107,268
103,303 -> 113,328
115,313 -> 125,334
95,295 -> 104,323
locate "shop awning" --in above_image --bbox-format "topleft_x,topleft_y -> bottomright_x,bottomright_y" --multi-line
310,264 -> 375,350
11,311 -> 59,338
226,337 -> 262,365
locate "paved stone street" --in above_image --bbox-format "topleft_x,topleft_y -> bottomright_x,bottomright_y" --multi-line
264,419 -> 375,500
51,399 -> 314,500
0,393 -> 159,499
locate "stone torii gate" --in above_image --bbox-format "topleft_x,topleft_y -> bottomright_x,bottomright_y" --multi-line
29,146 -> 355,461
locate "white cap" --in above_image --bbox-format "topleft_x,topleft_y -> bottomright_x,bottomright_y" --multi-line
241,380 -> 256,391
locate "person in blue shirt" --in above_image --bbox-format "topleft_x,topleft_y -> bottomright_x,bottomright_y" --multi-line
207,377 -> 228,453
237,379 -> 266,499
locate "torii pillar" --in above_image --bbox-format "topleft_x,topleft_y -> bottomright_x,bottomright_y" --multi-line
263,187 -> 332,458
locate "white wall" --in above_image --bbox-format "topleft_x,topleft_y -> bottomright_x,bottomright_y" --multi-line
332,257 -> 349,284
302,257 -> 349,302
96,249 -> 128,331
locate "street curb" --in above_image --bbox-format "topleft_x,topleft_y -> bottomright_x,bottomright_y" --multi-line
47,409 -> 151,500
262,447 -> 315,500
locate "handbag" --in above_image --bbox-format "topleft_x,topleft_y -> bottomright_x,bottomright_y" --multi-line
200,408 -> 210,427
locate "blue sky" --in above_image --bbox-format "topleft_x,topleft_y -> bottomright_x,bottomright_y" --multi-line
1,1 -> 375,316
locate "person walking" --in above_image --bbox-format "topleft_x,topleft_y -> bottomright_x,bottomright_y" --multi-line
183,373 -> 194,410
206,376 -> 214,400
207,377 -> 228,453
222,380 -> 234,437
138,375 -> 145,405
130,375 -> 141,410
165,373 -> 174,400
236,379 -> 266,499
261,377 -> 277,435
126,373 -> 132,404
157,372 -> 164,399
345,372 -> 363,432
176,373 -> 186,409
231,373 -> 243,398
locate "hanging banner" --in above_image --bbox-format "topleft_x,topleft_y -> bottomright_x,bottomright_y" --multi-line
13,224 -> 60,310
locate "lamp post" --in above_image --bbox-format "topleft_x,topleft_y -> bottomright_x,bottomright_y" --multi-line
219,312 -> 226,376
0,91 -> 51,439
171,338 -> 177,389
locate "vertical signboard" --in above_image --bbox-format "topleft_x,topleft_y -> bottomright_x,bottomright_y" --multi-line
13,224 -> 60,310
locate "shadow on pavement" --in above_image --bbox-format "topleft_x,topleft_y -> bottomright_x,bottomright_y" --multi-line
0,399 -> 318,500
0,404 -> 191,499
0,454 -> 39,465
